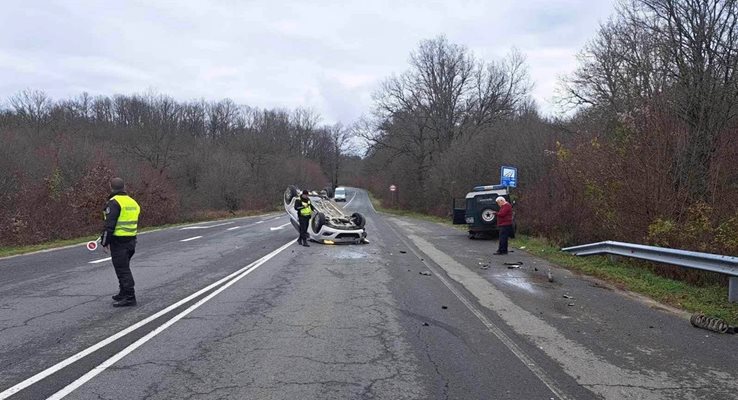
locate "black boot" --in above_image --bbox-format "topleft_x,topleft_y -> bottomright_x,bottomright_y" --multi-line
112,293 -> 124,301
303,240 -> 310,247
113,295 -> 137,307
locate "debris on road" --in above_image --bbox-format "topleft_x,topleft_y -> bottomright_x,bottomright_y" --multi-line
690,313 -> 735,334
534,267 -> 538,271
442,306 -> 448,309
419,271 -> 432,276
547,269 -> 554,282
400,250 -> 407,254
568,303 -> 575,307
480,264 -> 490,270
504,261 -> 523,265
519,246 -> 527,250
563,295 -> 574,299
507,265 -> 521,269
422,322 -> 430,326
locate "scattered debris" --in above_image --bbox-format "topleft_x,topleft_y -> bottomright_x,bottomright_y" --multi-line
568,303 -> 575,307
690,313 -> 735,334
534,267 -> 538,272
442,306 -> 448,309
422,322 -> 430,326
400,250 -> 407,254
504,262 -> 523,265
563,295 -> 573,299
480,265 -> 490,270
419,271 -> 432,276
507,265 -> 521,269
519,246 -> 527,250
547,269 -> 554,282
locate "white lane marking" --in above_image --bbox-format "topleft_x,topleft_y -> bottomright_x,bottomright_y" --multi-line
255,220 -> 264,224
385,222 -> 571,400
46,239 -> 295,400
226,226 -> 241,231
367,190 -> 377,212
0,240 -> 296,400
269,222 -> 291,231
88,257 -> 111,264
179,222 -> 234,230
179,236 -> 202,242
343,192 -> 357,208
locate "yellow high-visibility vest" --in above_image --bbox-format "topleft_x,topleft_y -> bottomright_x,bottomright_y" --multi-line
111,195 -> 140,236
299,201 -> 312,217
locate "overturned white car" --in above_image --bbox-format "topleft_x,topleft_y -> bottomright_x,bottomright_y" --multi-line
284,186 -> 368,244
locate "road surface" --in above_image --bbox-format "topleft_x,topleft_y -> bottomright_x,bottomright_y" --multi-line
1,188 -> 736,399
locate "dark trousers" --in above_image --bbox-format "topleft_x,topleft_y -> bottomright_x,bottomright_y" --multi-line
498,225 -> 513,253
111,239 -> 136,296
298,217 -> 310,243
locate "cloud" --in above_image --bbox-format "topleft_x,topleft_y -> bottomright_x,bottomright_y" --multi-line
0,0 -> 616,121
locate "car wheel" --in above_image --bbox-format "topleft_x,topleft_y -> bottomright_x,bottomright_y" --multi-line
351,212 -> 366,228
480,208 -> 496,223
312,212 -> 326,233
285,185 -> 298,204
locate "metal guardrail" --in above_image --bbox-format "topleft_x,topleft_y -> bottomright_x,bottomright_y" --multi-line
561,241 -> 738,303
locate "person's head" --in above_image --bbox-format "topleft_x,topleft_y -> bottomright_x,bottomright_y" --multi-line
495,196 -> 507,206
110,177 -> 125,192
301,190 -> 309,200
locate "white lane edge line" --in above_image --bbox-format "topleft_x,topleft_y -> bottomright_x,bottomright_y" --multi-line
179,236 -> 202,242
343,192 -> 357,208
269,222 -> 290,231
88,257 -> 112,264
255,221 -> 264,224
226,226 -> 241,231
384,221 -> 571,400
0,240 -> 295,400
46,239 -> 295,400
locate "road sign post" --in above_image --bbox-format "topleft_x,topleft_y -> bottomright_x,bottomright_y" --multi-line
389,185 -> 397,208
500,166 -> 518,188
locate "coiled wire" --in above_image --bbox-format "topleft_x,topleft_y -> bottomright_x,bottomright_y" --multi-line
690,313 -> 731,334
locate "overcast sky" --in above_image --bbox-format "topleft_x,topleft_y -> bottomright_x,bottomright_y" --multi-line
1,0 -> 615,124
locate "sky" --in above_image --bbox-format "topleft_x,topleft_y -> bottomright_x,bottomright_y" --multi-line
0,0 -> 616,125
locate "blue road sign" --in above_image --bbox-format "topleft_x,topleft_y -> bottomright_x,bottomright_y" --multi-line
500,166 -> 517,188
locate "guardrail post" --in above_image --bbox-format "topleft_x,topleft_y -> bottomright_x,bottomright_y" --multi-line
730,277 -> 738,303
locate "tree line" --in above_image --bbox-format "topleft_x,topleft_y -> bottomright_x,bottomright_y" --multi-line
0,91 -> 356,246
362,0 -> 738,276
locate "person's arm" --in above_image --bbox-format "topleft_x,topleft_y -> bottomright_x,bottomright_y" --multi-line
295,200 -> 304,212
101,199 -> 120,247
497,203 -> 511,219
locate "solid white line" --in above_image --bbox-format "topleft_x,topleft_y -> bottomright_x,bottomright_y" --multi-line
255,220 -> 264,224
343,192 -> 357,208
0,240 -> 296,400
226,226 -> 241,231
46,239 -> 295,400
269,222 -> 290,231
179,236 -> 202,242
88,257 -> 111,264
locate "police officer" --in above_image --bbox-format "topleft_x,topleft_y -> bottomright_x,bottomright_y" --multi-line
294,190 -> 313,247
101,177 -> 141,307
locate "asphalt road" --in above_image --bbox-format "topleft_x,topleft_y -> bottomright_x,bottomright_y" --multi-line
1,188 -> 736,399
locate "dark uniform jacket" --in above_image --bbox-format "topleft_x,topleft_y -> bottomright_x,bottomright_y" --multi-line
101,190 -> 136,247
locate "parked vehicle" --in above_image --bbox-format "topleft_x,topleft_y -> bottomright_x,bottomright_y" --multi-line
333,187 -> 347,202
284,186 -> 368,244
452,184 -> 515,239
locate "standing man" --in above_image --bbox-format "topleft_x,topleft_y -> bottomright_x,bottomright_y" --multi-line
295,190 -> 313,247
101,177 -> 141,307
494,196 -> 513,255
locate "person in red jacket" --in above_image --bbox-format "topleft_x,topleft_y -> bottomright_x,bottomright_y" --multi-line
494,196 -> 513,255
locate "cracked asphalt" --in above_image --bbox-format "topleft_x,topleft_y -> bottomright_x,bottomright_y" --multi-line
1,189 -> 736,399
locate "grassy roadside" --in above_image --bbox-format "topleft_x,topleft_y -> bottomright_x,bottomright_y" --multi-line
369,193 -> 738,325
0,209 -> 278,258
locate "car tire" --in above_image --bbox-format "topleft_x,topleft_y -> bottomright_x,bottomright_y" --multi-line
480,208 -> 496,223
312,212 -> 326,233
285,185 -> 298,204
351,212 -> 366,228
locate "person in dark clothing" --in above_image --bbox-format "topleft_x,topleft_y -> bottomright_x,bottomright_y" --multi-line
101,177 -> 141,307
294,190 -> 313,247
494,196 -> 513,255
